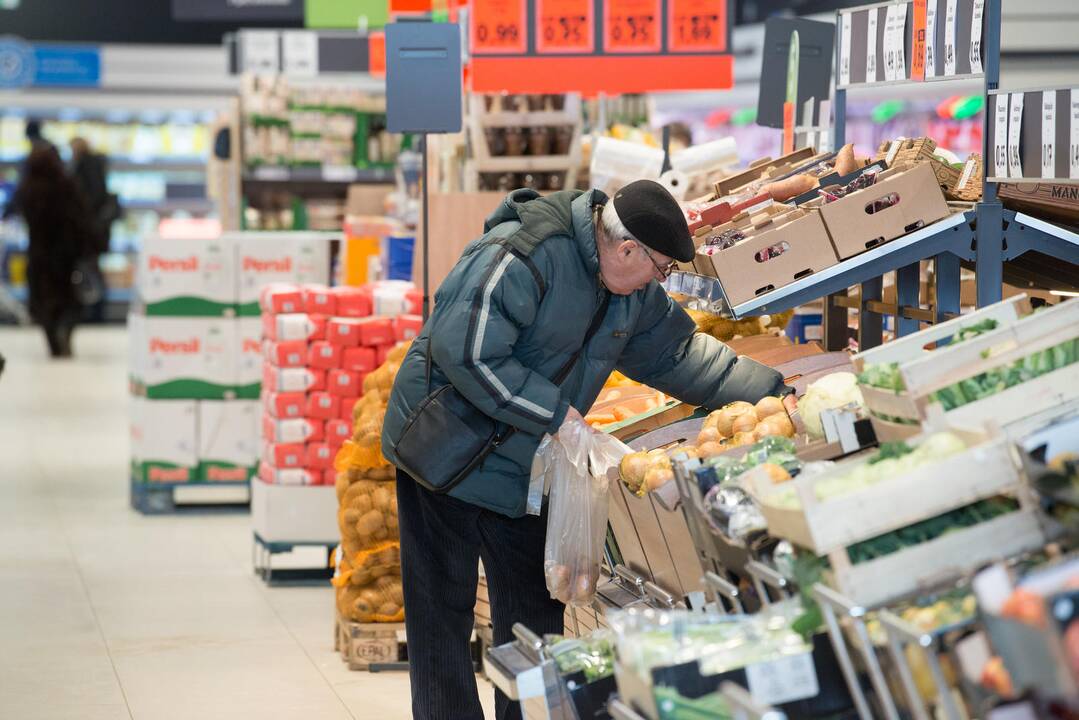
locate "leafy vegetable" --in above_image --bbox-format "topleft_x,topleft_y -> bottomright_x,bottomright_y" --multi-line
798,372 -> 865,439
857,362 -> 905,392
952,318 -> 999,344
868,441 -> 915,465
548,632 -> 616,682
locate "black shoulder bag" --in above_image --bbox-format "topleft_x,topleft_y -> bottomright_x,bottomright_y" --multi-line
393,291 -> 610,494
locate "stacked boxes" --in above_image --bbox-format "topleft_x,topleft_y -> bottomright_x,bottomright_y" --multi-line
129,233 -> 331,485
258,283 -> 421,487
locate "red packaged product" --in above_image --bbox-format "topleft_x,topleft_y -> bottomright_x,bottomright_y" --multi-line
308,313 -> 328,341
304,285 -> 337,315
262,313 -> 319,342
338,396 -> 360,421
405,289 -> 423,315
262,416 -> 323,444
307,341 -> 343,369
333,286 -> 373,318
357,317 -> 394,347
263,442 -> 305,469
394,314 -> 423,342
325,419 -> 352,447
376,343 -> 394,366
264,392 -> 306,419
263,366 -> 326,393
327,369 -> 362,397
341,346 -> 377,374
264,340 -> 307,368
324,468 -> 338,486
327,318 -> 364,347
306,391 -> 340,420
306,443 -> 335,470
259,464 -> 315,485
259,283 -> 304,314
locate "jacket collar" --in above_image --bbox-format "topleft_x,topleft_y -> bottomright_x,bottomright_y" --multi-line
571,189 -> 608,276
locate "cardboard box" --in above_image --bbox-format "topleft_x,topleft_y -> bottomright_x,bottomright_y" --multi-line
999,181 -> 1079,226
198,400 -> 259,482
702,208 -> 838,307
346,184 -> 395,216
303,285 -> 337,315
264,339 -> 308,368
137,235 -> 235,316
264,391 -> 306,419
251,478 -> 339,542
236,317 -> 262,399
690,203 -> 792,276
306,392 -> 340,420
325,419 -> 352,448
308,341 -> 343,369
306,443 -> 335,470
263,367 -> 325,393
233,233 -> 331,316
341,346 -> 377,374
262,313 -> 320,342
127,312 -> 145,387
131,398 -> 198,483
333,286 -> 372,318
327,318 -> 364,347
263,442 -> 306,469
263,416 -> 323,444
327,369 -> 363,397
258,462 -> 316,486
394,315 -> 423,342
259,283 -> 304,315
137,317 -> 236,400
815,163 -> 950,260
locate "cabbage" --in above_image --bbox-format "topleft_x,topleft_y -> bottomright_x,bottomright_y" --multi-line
797,372 -> 865,439
913,432 -> 967,460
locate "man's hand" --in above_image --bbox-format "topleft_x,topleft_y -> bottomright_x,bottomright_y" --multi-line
783,392 -> 799,415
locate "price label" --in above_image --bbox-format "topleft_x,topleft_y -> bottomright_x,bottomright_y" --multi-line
605,0 -> 662,53
472,0 -> 528,55
1008,93 -> 1025,178
668,0 -> 726,53
885,139 -> 903,166
1042,91 -> 1057,179
957,156 -> 977,190
993,94 -> 1009,178
282,31 -> 318,77
925,0 -> 938,78
746,652 -> 820,706
943,0 -> 957,76
894,5 -> 907,80
242,31 -> 280,75
911,0 -> 926,81
839,12 -> 852,86
866,9 -> 879,82
536,0 -> 594,53
882,6 -> 896,81
969,0 -> 985,74
1071,90 -> 1079,179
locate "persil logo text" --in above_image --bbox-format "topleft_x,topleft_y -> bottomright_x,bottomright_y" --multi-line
243,256 -> 292,272
148,255 -> 198,271
207,466 -> 248,482
243,339 -> 262,354
149,467 -> 190,482
149,338 -> 200,354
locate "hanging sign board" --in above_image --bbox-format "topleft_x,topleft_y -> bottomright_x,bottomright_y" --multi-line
470,0 -> 732,93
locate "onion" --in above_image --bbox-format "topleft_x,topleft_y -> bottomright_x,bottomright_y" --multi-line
731,431 -> 758,447
755,396 -> 785,419
697,427 -> 721,445
731,410 -> 759,435
697,441 -> 726,458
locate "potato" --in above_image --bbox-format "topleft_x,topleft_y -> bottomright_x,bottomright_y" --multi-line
762,173 -> 818,201
377,602 -> 400,617
834,143 -> 858,175
716,402 -> 753,437
757,414 -> 795,439
755,396 -> 785,420
759,462 -> 792,484
731,431 -> 758,447
697,441 -> 726,458
356,509 -> 386,538
731,410 -> 759,435
547,565 -> 571,593
619,452 -> 649,489
572,574 -> 596,604
697,426 -> 721,445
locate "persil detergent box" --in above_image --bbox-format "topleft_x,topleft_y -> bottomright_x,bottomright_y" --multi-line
197,401 -> 259,482
137,235 -> 235,316
139,317 -> 236,400
127,311 -> 146,391
232,233 -> 330,316
132,398 -> 198,483
236,317 -> 263,399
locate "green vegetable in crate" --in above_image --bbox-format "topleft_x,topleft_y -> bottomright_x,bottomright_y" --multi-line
857,362 -> 905,392
652,685 -> 731,720
798,372 -> 865,439
548,632 -> 616,682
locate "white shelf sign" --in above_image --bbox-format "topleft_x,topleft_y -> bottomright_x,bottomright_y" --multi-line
1042,91 -> 1056,179
840,12 -> 852,86
746,652 -> 819,706
1071,89 -> 1079,180
957,156 -> 977,190
1008,93 -> 1025,178
925,0 -> 938,78
894,4 -> 907,80
242,31 -> 281,75
282,31 -> 319,77
993,94 -> 1009,178
969,0 -> 985,74
884,5 -> 899,82
944,0 -> 958,76
866,9 -> 879,82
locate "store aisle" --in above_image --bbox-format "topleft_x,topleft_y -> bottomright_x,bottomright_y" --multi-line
0,327 -> 494,720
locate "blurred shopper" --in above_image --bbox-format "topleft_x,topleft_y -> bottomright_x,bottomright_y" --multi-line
70,137 -> 118,322
12,146 -> 94,357
25,118 -> 59,158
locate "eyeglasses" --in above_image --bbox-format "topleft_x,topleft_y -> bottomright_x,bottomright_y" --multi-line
639,243 -> 677,279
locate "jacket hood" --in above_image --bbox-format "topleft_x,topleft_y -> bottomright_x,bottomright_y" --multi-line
483,187 -> 608,275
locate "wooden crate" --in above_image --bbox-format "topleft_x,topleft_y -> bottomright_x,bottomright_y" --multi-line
999,181 -> 1079,226
334,613 -> 406,671
853,294 -> 1079,437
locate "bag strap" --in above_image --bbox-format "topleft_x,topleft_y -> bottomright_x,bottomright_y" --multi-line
424,290 -> 611,432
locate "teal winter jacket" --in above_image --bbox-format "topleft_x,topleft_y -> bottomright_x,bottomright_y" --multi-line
382,188 -> 787,517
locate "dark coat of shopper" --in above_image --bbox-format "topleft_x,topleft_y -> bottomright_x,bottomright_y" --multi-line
382,182 -> 792,720
69,138 -> 114,257
14,146 -> 93,357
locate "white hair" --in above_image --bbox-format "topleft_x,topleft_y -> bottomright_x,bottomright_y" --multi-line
600,201 -> 638,246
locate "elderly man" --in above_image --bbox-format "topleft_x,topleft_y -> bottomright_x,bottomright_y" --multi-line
382,180 -> 790,720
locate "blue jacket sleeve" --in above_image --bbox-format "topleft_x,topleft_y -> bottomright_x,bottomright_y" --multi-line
616,284 -> 788,409
429,244 -> 570,436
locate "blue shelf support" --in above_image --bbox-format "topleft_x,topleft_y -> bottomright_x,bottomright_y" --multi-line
895,262 -> 921,337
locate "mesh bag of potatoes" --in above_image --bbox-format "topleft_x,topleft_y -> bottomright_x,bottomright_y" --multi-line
333,546 -> 405,622
334,341 -> 410,472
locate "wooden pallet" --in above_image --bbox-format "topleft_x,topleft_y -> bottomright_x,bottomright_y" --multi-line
334,614 -> 406,671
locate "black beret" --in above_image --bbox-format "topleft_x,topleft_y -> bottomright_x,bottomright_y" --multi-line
612,179 -> 694,263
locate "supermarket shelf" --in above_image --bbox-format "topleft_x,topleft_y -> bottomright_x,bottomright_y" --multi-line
473,156 -> 577,173
6,286 -> 132,303
1007,211 -> 1079,266
729,211 -> 972,319
0,157 -> 207,172
243,165 -> 394,185
479,111 -> 577,128
123,199 -> 215,212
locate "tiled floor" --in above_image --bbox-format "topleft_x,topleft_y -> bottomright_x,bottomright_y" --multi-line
0,326 -> 495,720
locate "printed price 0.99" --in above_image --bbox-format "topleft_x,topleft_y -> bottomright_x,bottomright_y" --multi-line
476,23 -> 521,44
544,15 -> 588,43
610,14 -> 655,42
675,14 -> 719,43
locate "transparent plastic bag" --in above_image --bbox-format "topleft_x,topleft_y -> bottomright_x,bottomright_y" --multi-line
535,417 -> 627,606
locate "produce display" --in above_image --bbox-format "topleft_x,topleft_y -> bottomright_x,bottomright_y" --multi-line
796,372 -> 865,440
546,632 -> 616,682
585,386 -> 670,429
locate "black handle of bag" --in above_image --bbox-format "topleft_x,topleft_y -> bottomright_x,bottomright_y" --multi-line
424,290 -> 611,441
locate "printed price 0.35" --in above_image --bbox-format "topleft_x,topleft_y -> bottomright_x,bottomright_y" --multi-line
675,14 -> 719,43
544,15 -> 587,43
476,23 -> 521,44
611,14 -> 655,42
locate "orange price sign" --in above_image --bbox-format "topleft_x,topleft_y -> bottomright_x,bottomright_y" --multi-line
668,0 -> 727,53
471,0 -> 528,55
604,0 -> 661,54
536,0 -> 594,53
